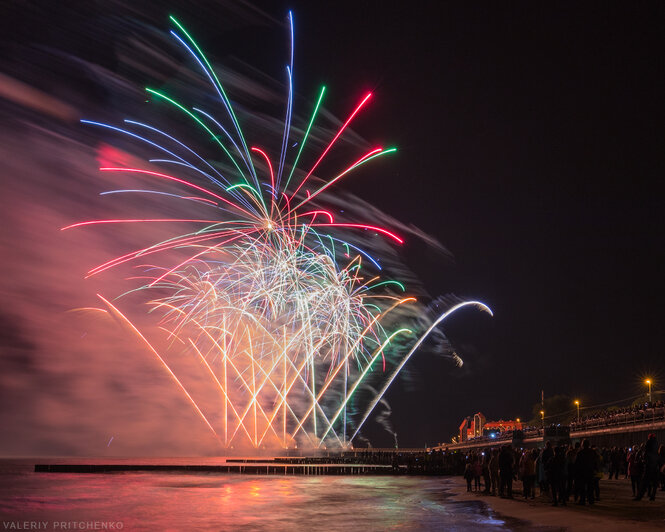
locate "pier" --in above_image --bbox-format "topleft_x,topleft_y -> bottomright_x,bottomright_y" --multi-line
34,461 -> 400,476
434,406 -> 665,452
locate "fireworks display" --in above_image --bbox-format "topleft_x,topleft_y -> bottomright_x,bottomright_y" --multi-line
64,13 -> 491,449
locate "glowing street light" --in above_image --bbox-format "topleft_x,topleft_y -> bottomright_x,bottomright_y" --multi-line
645,379 -> 652,403
540,410 -> 545,429
574,400 -> 580,422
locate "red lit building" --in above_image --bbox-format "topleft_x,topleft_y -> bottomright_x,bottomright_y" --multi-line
459,412 -> 523,441
459,412 -> 486,441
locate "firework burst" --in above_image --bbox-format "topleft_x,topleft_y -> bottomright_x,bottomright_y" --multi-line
64,13 -> 491,449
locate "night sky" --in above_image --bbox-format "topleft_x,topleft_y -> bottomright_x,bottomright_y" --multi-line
271,1 -> 665,445
1,1 -> 664,451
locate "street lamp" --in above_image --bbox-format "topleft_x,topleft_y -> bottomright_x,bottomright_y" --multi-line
574,400 -> 580,422
645,379 -> 652,403
540,410 -> 545,429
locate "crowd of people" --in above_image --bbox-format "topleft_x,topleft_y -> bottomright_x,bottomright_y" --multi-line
462,433 -> 665,505
570,401 -> 665,430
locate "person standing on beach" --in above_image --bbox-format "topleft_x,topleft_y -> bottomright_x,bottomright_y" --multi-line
518,450 -> 527,497
473,456 -> 482,491
463,460 -> 473,492
489,449 -> 500,496
482,454 -> 491,494
548,446 -> 567,506
635,433 -> 660,501
627,446 -> 642,497
575,439 -> 596,505
540,441 -> 554,495
565,444 -> 577,501
608,447 -> 621,480
592,445 -> 602,501
658,444 -> 665,492
571,441 -> 581,501
519,449 -> 536,499
499,445 -> 514,498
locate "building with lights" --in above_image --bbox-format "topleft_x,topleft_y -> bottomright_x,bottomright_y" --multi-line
459,413 -> 523,442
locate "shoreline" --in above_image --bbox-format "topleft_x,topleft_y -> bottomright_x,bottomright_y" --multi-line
446,475 -> 665,531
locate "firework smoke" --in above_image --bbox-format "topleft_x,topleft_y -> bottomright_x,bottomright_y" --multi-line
0,5 -> 491,454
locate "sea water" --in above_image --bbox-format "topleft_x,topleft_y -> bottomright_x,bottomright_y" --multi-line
0,458 -> 532,531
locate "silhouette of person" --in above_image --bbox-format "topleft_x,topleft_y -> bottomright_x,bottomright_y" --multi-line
575,439 -> 596,505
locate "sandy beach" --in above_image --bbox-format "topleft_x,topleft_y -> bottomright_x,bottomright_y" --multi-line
448,476 -> 665,531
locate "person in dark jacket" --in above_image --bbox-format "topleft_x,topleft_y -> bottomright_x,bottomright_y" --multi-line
482,454 -> 492,494
499,445 -> 514,498
473,457 -> 482,491
608,446 -> 621,480
463,461 -> 473,492
635,433 -> 660,501
591,445 -> 602,501
489,449 -> 500,496
659,445 -> 665,492
627,446 -> 643,497
565,444 -> 577,501
575,439 -> 596,505
547,446 -> 567,506
519,449 -> 536,499
540,441 -> 554,494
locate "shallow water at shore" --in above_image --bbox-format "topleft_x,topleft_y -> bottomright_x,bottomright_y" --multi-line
0,459 -> 537,531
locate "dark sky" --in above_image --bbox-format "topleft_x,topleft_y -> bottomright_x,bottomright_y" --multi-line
1,1 -> 664,451
280,1 -> 665,445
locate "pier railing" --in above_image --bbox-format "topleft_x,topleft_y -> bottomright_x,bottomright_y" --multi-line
436,406 -> 665,451
569,406 -> 665,432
